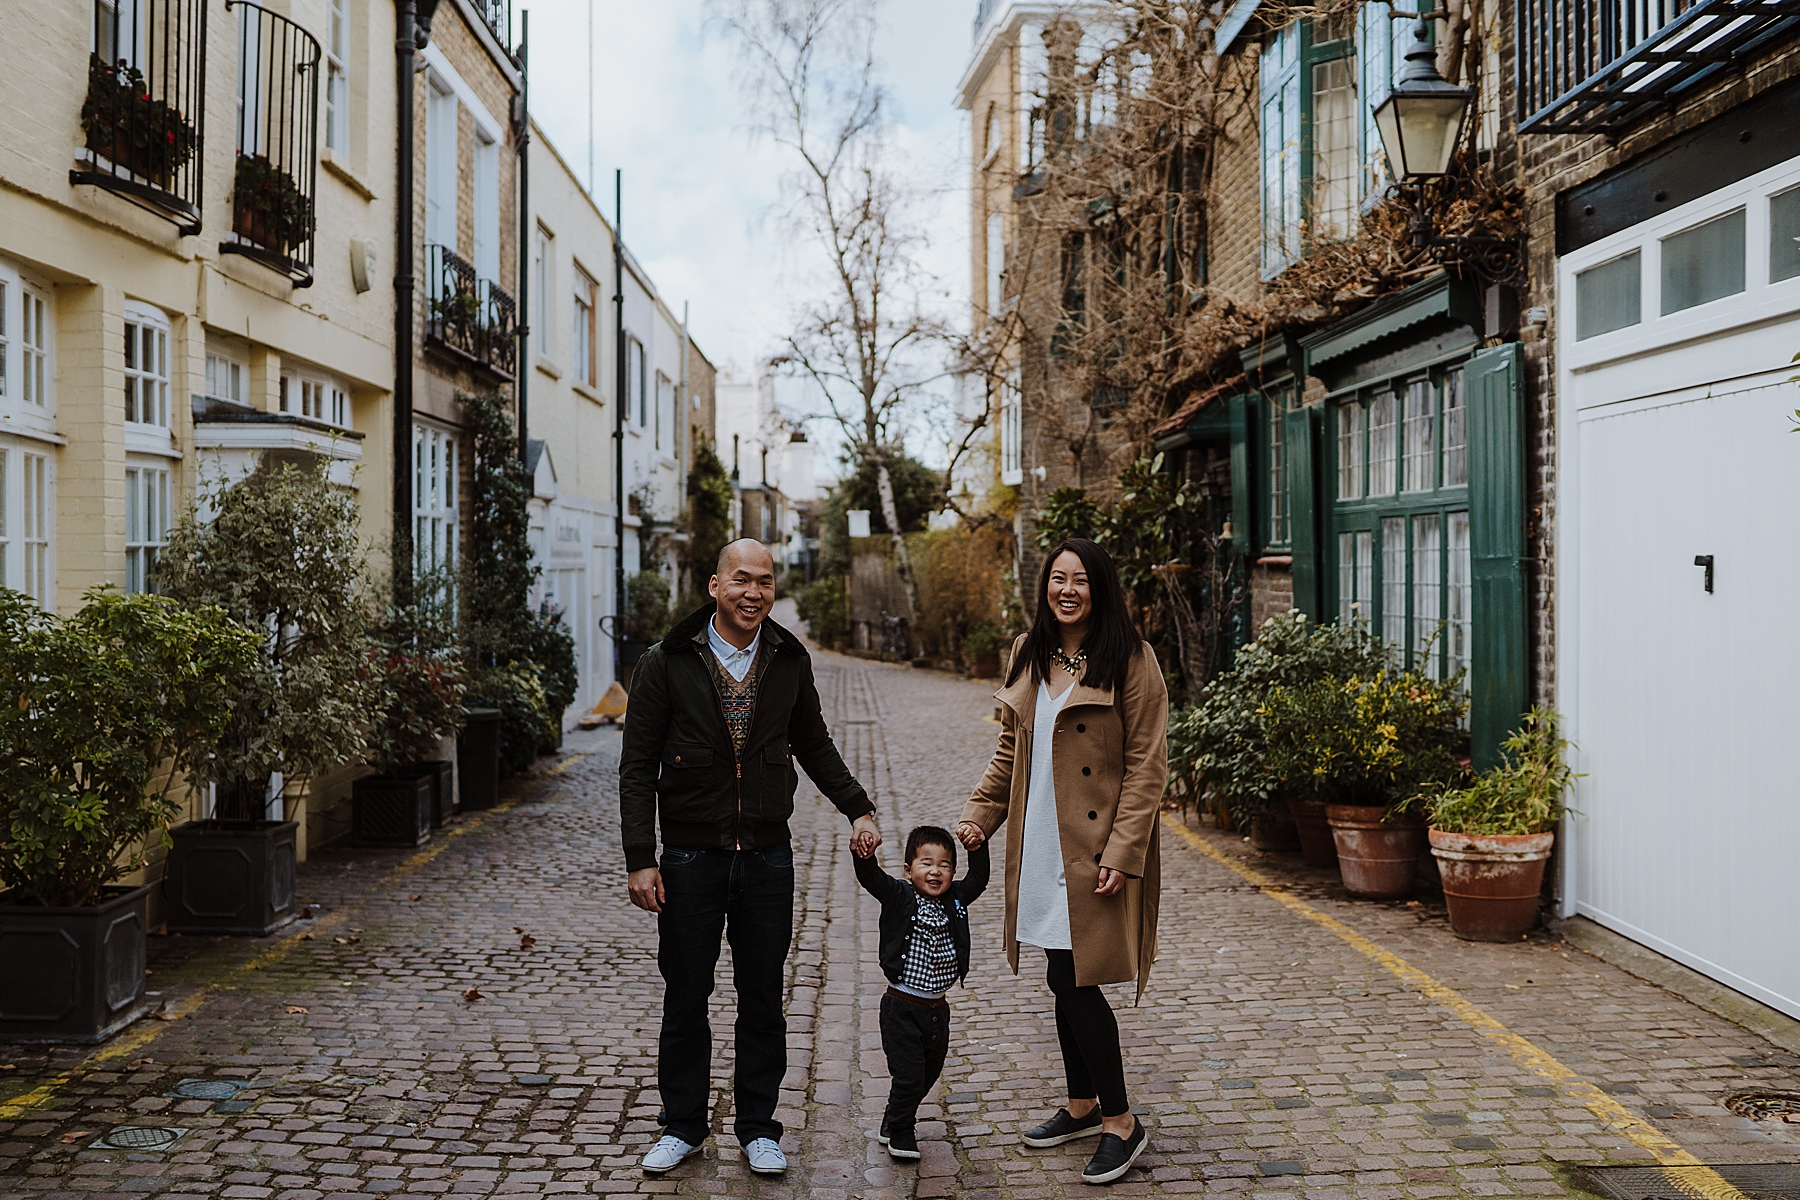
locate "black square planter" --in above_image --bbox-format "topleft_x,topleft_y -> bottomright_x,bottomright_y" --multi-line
396,760 -> 456,827
163,820 -> 299,936
458,707 -> 501,811
352,773 -> 432,848
0,883 -> 156,1043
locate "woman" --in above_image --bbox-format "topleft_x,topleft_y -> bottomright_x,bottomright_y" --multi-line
957,537 -> 1167,1185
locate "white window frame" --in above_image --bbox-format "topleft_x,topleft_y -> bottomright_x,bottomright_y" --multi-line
572,267 -> 595,386
280,368 -> 351,428
1260,24 -> 1301,277
20,449 -> 51,607
21,282 -> 50,410
472,129 -> 499,281
986,211 -> 1005,316
656,371 -> 672,451
325,0 -> 348,154
123,302 -> 170,428
999,368 -> 1023,486
535,226 -> 553,357
205,351 -> 245,404
424,75 -> 457,251
125,459 -> 171,593
414,420 -> 459,584
628,336 -> 647,427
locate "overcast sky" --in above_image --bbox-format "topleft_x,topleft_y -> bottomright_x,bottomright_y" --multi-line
518,0 -> 978,470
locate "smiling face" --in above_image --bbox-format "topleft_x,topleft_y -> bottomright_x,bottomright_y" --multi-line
1046,549 -> 1093,633
709,539 -> 777,645
904,841 -> 956,898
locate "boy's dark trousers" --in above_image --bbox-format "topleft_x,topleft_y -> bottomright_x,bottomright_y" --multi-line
879,989 -> 949,1135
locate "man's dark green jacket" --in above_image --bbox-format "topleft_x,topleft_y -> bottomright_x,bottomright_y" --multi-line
620,603 -> 873,872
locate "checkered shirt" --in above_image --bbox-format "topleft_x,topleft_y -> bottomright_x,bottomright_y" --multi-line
898,894 -> 958,998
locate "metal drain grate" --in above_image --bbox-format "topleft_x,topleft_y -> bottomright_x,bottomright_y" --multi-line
1583,1163 -> 1800,1200
89,1126 -> 190,1152
169,1079 -> 241,1100
1727,1092 -> 1800,1122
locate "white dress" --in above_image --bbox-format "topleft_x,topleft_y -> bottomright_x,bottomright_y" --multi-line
1015,680 -> 1073,951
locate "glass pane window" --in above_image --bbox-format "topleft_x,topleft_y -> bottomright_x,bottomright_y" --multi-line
0,281 -> 8,400
1575,249 -> 1641,340
205,353 -> 244,403
1358,3 -> 1408,199
572,270 -> 594,386
1442,368 -> 1467,488
1261,24 -> 1301,273
1368,391 -> 1397,496
0,450 -> 8,588
536,229 -> 553,356
1311,57 -> 1356,240
1336,402 -> 1363,499
999,369 -> 1022,483
1381,516 -> 1405,647
22,290 -> 47,407
1411,513 -> 1441,676
1268,395 -> 1288,545
1661,208 -> 1745,315
325,0 -> 347,153
22,451 -> 48,606
1446,511 -> 1471,684
1402,378 -> 1433,492
123,316 -> 169,426
125,464 -> 170,593
330,386 -> 349,426
414,424 -> 458,590
1771,185 -> 1800,284
1338,529 -> 1372,624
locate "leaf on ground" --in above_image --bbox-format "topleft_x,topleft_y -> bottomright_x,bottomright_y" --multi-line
154,1009 -> 183,1021
333,936 -> 360,945
462,986 -> 483,1002
512,926 -> 524,934
519,934 -> 536,949
409,894 -> 422,901
124,1058 -> 152,1071
60,1131 -> 90,1144
0,1063 -> 16,1072
285,1006 -> 309,1015
299,932 -> 315,941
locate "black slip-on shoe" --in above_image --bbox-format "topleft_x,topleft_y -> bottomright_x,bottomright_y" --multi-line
1081,1119 -> 1148,1185
1022,1106 -> 1104,1148
886,1129 -> 921,1160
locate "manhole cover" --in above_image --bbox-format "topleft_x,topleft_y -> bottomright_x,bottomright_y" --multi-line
90,1126 -> 190,1152
169,1079 -> 241,1100
1727,1092 -> 1800,1122
1583,1164 -> 1800,1200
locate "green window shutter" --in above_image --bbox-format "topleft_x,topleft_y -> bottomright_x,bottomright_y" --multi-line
1229,391 -> 1255,556
1466,342 -> 1528,769
1285,405 -> 1322,617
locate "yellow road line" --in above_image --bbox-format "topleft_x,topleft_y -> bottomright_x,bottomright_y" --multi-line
1162,814 -> 1749,1199
0,795 -> 530,1121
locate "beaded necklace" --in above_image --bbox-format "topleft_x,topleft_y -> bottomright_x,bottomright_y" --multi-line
1050,646 -> 1086,677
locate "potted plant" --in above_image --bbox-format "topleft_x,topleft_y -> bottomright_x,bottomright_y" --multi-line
1425,708 -> 1576,940
157,461 -> 377,934
1262,668 -> 1467,899
1173,611 -> 1390,864
621,569 -> 672,666
79,54 -> 197,184
232,153 -> 314,255
961,620 -> 1006,679
359,592 -> 467,842
0,587 -> 257,1042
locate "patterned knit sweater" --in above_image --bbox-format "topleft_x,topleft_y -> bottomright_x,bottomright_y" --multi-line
701,642 -> 767,754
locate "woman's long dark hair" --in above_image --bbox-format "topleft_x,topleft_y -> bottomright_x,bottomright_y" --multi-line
1006,537 -> 1140,693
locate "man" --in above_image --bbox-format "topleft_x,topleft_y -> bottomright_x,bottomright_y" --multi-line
620,538 -> 880,1176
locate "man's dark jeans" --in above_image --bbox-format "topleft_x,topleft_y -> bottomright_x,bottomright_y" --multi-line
657,843 -> 793,1146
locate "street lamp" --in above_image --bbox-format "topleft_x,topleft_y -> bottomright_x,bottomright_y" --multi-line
1372,20 -> 1472,182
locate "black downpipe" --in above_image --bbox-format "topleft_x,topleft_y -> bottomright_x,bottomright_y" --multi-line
515,13 -> 529,465
393,0 -> 419,603
612,170 -> 625,683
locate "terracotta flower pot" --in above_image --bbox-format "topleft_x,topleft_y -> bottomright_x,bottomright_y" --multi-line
1326,804 -> 1427,899
1250,811 -> 1301,852
1428,829 -> 1554,941
1286,797 -> 1340,869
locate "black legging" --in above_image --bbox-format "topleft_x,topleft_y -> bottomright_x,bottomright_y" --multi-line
1045,949 -> 1129,1117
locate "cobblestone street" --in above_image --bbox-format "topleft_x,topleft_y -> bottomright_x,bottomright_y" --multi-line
5,615 -> 1799,1200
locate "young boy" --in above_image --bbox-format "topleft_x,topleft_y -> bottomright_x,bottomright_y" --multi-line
852,825 -> 989,1160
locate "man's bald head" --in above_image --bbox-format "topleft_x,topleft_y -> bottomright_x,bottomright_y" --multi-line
716,537 -> 775,578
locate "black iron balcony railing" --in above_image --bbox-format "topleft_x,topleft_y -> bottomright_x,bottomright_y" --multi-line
71,0 -> 209,232
427,244 -> 518,379
222,1 -> 320,285
470,0 -> 515,56
1517,0 -> 1800,133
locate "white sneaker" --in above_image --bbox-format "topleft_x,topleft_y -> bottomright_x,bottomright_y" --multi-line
640,1134 -> 699,1174
744,1136 -> 787,1174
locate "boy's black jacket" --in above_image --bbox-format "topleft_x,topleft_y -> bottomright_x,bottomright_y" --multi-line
853,843 -> 990,988
620,604 -> 874,872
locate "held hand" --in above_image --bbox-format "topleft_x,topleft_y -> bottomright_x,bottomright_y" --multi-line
628,867 -> 666,913
955,821 -> 986,850
1095,867 -> 1127,896
851,814 -> 882,858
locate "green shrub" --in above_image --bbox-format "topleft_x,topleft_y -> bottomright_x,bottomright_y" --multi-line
1169,611 -> 1391,827
467,662 -> 555,777
624,570 -> 672,643
1427,707 -> 1576,836
80,55 -> 197,179
960,620 -> 1007,663
795,575 -> 849,647
0,588 -> 260,908
1260,669 -> 1468,815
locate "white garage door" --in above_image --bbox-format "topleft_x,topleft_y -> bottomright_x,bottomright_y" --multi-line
1572,375 -> 1800,1017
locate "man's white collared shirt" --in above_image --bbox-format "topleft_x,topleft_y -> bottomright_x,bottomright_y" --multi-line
708,616 -> 761,683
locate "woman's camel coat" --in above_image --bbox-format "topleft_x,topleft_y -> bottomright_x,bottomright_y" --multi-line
960,637 -> 1168,996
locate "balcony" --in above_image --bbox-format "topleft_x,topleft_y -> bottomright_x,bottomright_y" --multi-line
222,1 -> 321,285
469,0 -> 516,56
1518,0 -> 1800,133
71,0 -> 209,233
426,243 -> 518,381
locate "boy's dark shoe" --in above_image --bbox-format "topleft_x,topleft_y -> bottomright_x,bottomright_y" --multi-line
1022,1106 -> 1103,1148
1081,1119 -> 1148,1185
883,1126 -> 920,1160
